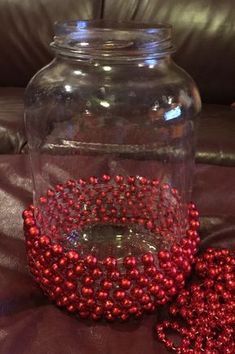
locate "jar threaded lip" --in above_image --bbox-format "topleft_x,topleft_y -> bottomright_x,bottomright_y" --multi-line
51,20 -> 174,60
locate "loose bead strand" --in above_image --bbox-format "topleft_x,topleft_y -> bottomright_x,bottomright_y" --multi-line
156,248 -> 235,353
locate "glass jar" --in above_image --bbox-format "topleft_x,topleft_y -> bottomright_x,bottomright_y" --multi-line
23,21 -> 201,320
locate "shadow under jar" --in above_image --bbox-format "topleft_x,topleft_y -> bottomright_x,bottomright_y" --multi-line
23,20 -> 201,321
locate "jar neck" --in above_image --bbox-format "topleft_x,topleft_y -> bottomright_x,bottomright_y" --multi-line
54,53 -> 172,67
51,20 -> 174,61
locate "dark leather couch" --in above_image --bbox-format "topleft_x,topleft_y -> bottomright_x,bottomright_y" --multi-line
0,1 -> 234,353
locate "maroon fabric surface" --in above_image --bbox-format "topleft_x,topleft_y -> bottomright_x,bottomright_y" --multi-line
0,155 -> 234,354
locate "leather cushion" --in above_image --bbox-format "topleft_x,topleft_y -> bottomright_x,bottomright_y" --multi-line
1,0 -> 235,103
0,88 -> 25,153
0,0 -> 102,87
103,0 -> 235,104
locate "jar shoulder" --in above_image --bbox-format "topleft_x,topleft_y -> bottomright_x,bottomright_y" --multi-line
25,58 -> 201,116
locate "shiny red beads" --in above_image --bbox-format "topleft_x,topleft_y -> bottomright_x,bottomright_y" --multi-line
156,247 -> 235,353
23,175 -> 200,321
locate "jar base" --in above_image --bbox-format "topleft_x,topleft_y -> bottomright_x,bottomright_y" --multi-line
66,223 -> 163,261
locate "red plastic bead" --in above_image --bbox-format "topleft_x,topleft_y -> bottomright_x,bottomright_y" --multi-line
66,250 -> 79,262
124,256 -> 137,269
142,253 -> 155,266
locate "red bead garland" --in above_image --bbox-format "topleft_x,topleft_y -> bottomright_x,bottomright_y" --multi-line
23,175 -> 200,321
156,248 -> 235,353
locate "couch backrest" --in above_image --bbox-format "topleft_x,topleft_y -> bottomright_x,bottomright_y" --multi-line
0,0 -> 234,104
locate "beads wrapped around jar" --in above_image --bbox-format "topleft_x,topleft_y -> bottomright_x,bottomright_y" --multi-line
24,20 -> 201,320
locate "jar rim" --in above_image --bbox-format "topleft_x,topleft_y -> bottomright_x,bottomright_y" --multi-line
51,20 -> 174,60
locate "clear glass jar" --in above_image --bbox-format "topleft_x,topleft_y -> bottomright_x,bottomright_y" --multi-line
23,21 -> 201,320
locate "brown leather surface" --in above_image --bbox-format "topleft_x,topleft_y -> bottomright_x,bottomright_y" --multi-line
0,88 -> 25,154
0,0 -> 102,87
1,88 -> 235,166
0,154 -> 234,353
197,104 -> 235,166
103,0 -> 235,104
1,0 -> 235,104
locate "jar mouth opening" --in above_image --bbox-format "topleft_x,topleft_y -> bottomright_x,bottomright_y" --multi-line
51,20 -> 174,60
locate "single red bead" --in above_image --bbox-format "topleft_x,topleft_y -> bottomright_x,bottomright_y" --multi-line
22,209 -> 33,219
81,286 -> 94,298
109,270 -> 120,281
114,290 -> 125,300
89,176 -> 98,185
66,250 -> 79,262
120,278 -> 131,290
51,263 -> 58,272
41,277 -> 50,286
175,273 -> 185,283
128,268 -> 140,279
85,255 -> 97,268
145,266 -> 157,277
158,251 -> 170,262
115,175 -> 124,184
86,298 -> 95,308
129,306 -> 138,315
59,257 -> 68,267
43,268 -> 51,277
156,289 -> 165,299
146,220 -> 154,230
104,300 -> 114,311
155,272 -> 164,282
67,304 -> 76,313
39,196 -> 47,204
131,287 -> 144,298
122,298 -> 133,308
168,287 -> 177,297
103,256 -> 117,270
53,275 -> 63,284
151,179 -> 159,187
83,276 -> 94,286
124,256 -> 137,269
138,275 -> 149,287
74,264 -> 84,276
94,306 -> 103,315
65,281 -> 76,291
142,253 -> 154,266
97,291 -> 108,301
149,284 -> 160,296
226,280 -> 235,291
68,293 -> 78,302
101,280 -> 113,290
61,296 -> 69,306
44,250 -> 52,259
140,294 -> 151,304
52,244 -> 63,255
112,307 -> 121,317
91,267 -> 102,279
120,313 -> 129,321
105,313 -> 115,321
24,217 -> 35,227
29,226 -> 39,237
102,174 -> 111,182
